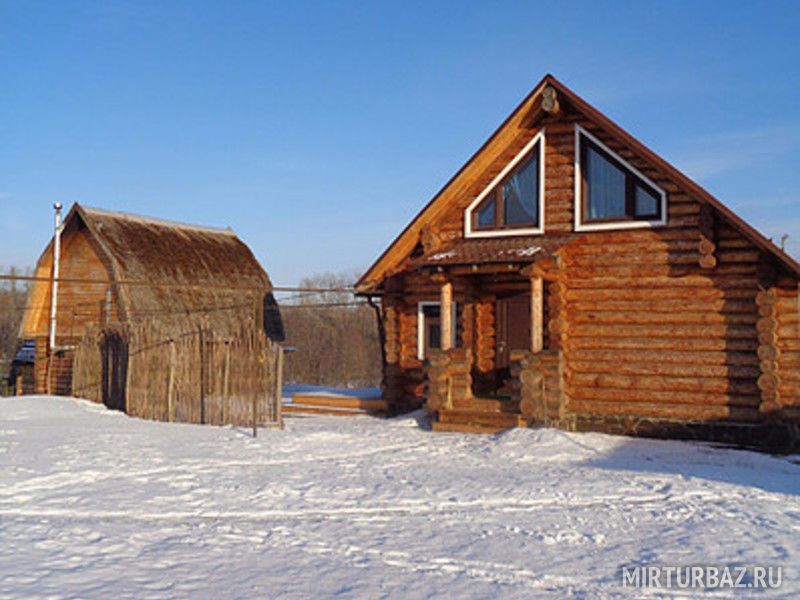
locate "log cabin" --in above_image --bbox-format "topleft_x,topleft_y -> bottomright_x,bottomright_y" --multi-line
18,203 -> 284,398
356,75 -> 800,449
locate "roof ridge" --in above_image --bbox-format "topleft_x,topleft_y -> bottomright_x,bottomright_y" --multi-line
79,205 -> 237,236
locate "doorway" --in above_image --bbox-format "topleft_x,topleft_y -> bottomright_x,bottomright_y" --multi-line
496,293 -> 532,369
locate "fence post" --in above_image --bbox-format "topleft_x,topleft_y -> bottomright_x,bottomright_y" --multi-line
251,293 -> 260,438
251,335 -> 258,438
167,339 -> 175,422
275,344 -> 284,428
199,326 -> 205,425
222,341 -> 230,425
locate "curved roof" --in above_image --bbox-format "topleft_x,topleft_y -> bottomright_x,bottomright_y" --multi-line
24,203 -> 284,340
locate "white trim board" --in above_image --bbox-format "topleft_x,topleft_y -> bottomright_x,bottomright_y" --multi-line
573,124 -> 667,232
464,129 -> 546,238
417,301 -> 457,360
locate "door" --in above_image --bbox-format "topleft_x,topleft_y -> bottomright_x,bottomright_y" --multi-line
496,294 -> 532,368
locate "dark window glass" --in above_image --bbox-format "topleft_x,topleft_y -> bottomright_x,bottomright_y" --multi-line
476,197 -> 495,227
635,184 -> 659,217
471,143 -> 540,230
428,324 -> 441,350
581,135 -> 663,223
503,154 -> 538,225
586,145 -> 626,219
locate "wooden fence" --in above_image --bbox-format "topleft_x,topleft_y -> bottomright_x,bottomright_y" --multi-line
73,319 -> 282,430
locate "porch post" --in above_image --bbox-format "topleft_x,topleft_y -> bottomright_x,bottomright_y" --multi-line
440,281 -> 453,351
531,275 -> 543,353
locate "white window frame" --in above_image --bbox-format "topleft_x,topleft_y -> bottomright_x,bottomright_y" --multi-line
573,124 -> 667,232
464,129 -> 546,238
417,301 -> 457,360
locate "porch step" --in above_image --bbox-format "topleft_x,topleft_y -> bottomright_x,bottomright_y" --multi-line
432,421 -> 511,435
436,409 -> 526,430
451,396 -> 519,414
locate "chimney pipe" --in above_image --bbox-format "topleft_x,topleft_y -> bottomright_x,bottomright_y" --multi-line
48,203 -> 63,352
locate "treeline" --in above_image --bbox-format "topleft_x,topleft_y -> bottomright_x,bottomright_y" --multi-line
0,267 -> 31,374
280,272 -> 381,388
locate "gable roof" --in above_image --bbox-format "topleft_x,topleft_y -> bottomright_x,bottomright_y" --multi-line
356,74 -> 800,292
26,203 -> 284,340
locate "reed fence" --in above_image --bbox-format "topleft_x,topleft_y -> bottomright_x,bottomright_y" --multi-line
73,318 -> 282,430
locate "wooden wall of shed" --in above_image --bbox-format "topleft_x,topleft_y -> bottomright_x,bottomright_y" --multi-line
24,221 -> 119,343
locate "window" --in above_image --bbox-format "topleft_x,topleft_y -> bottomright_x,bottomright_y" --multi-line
472,149 -> 539,230
575,125 -> 666,231
417,301 -> 456,359
465,131 -> 545,237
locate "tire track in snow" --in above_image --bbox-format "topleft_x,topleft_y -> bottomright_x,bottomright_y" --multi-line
0,492 -> 676,523
266,526 -> 584,591
0,440 -> 432,497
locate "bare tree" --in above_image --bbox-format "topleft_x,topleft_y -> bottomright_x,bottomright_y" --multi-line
281,271 -> 381,387
0,266 -> 31,382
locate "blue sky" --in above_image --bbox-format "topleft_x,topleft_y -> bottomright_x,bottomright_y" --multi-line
1,1 -> 798,286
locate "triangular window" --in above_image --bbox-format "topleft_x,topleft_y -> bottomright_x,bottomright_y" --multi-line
465,131 -> 545,237
575,125 -> 666,230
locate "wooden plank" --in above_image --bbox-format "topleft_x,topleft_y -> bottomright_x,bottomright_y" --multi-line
567,399 -> 760,422
432,422 -> 511,434
290,394 -> 387,411
283,405 -> 372,416
437,410 -> 525,429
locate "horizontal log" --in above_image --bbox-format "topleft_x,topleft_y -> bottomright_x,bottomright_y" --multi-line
568,337 -> 758,353
564,251 -> 702,268
568,227 -> 701,245
566,398 -> 760,422
567,386 -> 760,408
569,323 -> 757,340
567,298 -> 755,314
564,276 -> 759,290
566,348 -> 758,367
669,203 -> 700,216
778,381 -> 799,398
776,297 -> 799,311
569,311 -> 756,326
564,264 -> 757,279
717,238 -> 755,250
777,339 -> 800,351
547,212 -> 574,225
565,286 -> 758,302
566,372 -> 759,394
777,354 -> 800,370
567,359 -> 760,379
566,239 -> 700,256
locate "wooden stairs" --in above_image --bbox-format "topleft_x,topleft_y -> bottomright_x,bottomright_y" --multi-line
432,396 -> 526,434
284,393 -> 388,417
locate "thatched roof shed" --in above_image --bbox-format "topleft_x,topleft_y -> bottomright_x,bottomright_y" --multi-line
21,203 -> 284,347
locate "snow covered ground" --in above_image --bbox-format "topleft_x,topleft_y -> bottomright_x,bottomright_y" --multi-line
1,396 -> 798,599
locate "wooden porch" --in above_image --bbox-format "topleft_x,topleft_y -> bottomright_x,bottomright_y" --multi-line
419,256 -> 566,433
